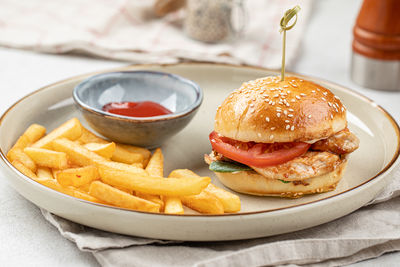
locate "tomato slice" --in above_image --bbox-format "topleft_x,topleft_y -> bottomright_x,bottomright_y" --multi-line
209,131 -> 310,168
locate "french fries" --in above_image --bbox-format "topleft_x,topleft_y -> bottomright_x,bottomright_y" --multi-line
89,181 -> 160,212
31,118 -> 82,149
36,167 -> 54,179
7,118 -> 241,214
99,166 -> 210,197
56,166 -> 99,187
24,147 -> 68,169
111,145 -> 144,164
52,138 -> 107,166
168,170 -> 224,214
7,148 -> 37,172
83,142 -> 116,159
137,148 -> 165,211
11,160 -> 37,179
169,169 -> 241,213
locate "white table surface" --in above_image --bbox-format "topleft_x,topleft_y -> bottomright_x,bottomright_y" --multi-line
0,0 -> 399,266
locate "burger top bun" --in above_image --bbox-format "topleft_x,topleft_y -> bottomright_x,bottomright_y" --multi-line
214,76 -> 347,143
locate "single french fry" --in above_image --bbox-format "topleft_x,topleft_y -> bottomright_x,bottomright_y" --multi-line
36,167 -> 54,179
12,135 -> 30,150
89,181 -> 160,212
116,143 -> 151,167
31,118 -> 82,149
99,166 -> 210,197
23,124 -> 47,143
56,165 -> 99,187
168,170 -> 223,214
83,142 -> 116,159
51,138 -> 108,166
169,169 -> 241,213
7,148 -> 37,172
163,197 -> 184,214
111,145 -> 144,164
24,147 -> 68,169
9,123 -> 46,151
11,160 -> 37,179
145,148 -> 164,177
77,127 -> 108,144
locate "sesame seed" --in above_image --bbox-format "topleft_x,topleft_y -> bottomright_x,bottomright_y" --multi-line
286,103 -> 290,107
288,114 -> 294,117
291,126 -> 295,131
249,104 -> 254,107
296,95 -> 301,100
334,95 -> 340,100
291,99 -> 296,103
277,113 -> 281,117
287,90 -> 291,93
274,94 -> 279,98
270,135 -> 274,140
341,107 -> 345,112
322,97 -> 326,101
300,93 -> 306,96
286,125 -> 290,130
308,114 -> 312,118
330,114 -> 333,119
285,120 -> 290,123
323,92 -> 328,96
328,102 -> 332,107
288,108 -> 294,112
283,85 -> 289,88
270,127 -> 276,130
299,79 -> 303,82
311,90 -> 316,93
258,133 -> 262,137
284,110 -> 288,115
265,117 -> 270,122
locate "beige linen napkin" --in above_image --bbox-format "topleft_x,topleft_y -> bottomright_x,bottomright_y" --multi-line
0,0 -> 311,69
41,166 -> 400,267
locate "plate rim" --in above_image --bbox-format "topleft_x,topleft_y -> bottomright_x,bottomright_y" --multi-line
0,62 -> 399,217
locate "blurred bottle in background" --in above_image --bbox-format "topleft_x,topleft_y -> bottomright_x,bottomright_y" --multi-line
351,0 -> 400,91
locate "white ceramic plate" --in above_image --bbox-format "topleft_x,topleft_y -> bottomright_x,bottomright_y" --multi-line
0,63 -> 399,241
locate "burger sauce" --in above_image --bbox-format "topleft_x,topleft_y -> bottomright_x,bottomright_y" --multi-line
102,101 -> 172,117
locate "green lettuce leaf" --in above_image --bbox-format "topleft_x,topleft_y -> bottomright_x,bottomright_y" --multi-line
209,160 -> 252,173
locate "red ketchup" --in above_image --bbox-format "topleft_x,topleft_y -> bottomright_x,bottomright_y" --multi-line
102,101 -> 172,117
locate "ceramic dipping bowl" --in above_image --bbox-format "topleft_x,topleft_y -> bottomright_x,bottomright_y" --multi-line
73,71 -> 203,148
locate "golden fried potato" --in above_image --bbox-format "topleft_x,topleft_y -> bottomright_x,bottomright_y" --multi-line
169,169 -> 241,213
56,165 -> 99,187
11,160 -> 37,179
31,118 -> 82,149
24,147 -> 68,169
99,166 -> 210,197
83,142 -> 116,159
89,181 -> 160,212
36,167 -> 54,179
7,148 -> 37,172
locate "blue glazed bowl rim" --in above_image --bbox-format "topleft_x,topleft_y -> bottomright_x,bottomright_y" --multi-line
72,70 -> 203,122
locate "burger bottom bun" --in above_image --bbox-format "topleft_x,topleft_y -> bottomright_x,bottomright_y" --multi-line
213,160 -> 348,198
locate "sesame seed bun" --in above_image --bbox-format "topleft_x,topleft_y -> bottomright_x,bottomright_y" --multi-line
214,76 -> 347,143
213,159 -> 347,198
